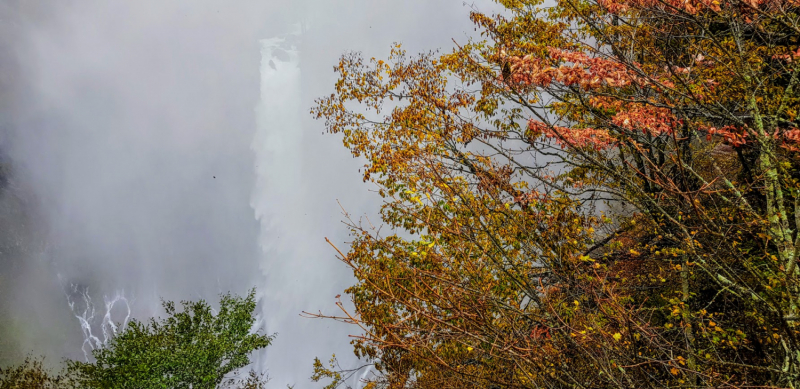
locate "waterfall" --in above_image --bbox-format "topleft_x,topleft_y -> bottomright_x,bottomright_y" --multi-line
251,23 -> 376,387
253,31 -> 302,258
252,26 -> 303,376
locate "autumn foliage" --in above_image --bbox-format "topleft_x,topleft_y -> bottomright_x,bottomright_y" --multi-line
312,0 -> 800,387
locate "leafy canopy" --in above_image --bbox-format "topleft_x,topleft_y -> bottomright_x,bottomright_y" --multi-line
311,0 -> 800,387
68,290 -> 272,389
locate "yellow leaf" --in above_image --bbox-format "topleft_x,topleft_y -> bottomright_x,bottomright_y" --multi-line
613,332 -> 622,341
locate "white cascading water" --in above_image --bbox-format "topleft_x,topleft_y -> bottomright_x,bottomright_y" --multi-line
252,26 -> 302,376
252,32 -> 301,238
252,24 -> 375,388
59,274 -> 132,361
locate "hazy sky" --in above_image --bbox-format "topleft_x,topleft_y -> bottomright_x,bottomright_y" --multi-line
1,0 -> 500,386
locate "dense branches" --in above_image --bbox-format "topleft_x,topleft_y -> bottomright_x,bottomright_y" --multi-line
312,0 -> 800,387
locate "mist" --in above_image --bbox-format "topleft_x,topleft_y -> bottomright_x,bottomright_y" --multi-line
0,0 -> 499,385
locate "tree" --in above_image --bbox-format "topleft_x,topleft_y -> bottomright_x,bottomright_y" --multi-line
0,357 -> 70,389
311,0 -> 800,387
68,290 -> 272,389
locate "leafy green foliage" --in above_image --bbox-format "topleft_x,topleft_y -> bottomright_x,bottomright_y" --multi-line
68,290 -> 272,389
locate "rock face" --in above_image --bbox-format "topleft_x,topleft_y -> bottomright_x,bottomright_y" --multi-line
0,1 -> 39,366
0,167 -> 77,367
0,2 -> 79,366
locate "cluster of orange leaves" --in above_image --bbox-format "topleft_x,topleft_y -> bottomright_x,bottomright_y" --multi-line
598,0 -> 800,14
505,42 -> 800,150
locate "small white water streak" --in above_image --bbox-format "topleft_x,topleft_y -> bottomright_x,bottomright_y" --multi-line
59,274 -> 132,361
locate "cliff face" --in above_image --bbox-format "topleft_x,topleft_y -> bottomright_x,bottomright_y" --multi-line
0,175 -> 68,367
0,174 -> 32,365
0,0 -> 35,366
0,1 -> 82,367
